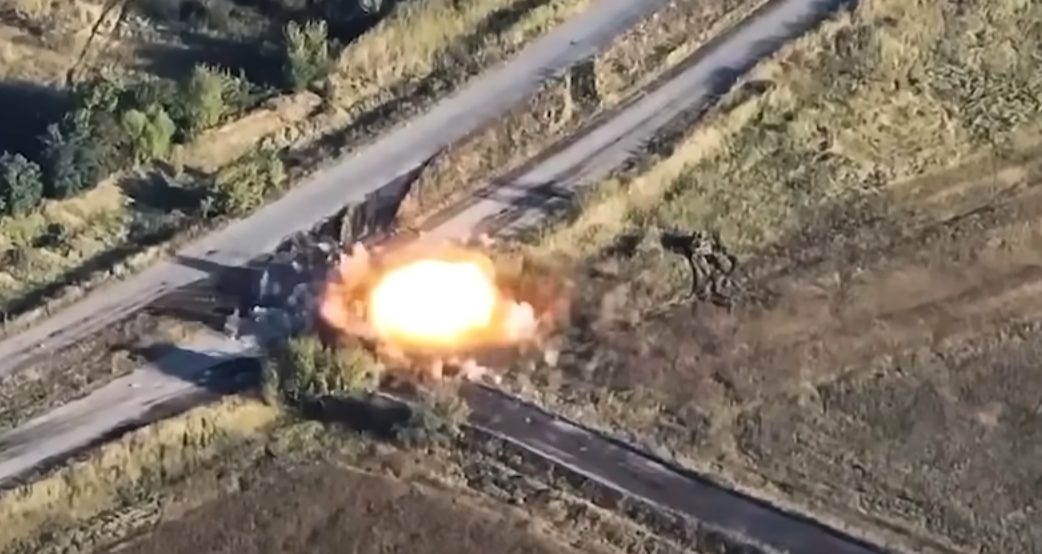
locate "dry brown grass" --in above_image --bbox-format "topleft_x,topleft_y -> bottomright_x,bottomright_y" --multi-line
638,0 -> 1042,255
0,0 -> 121,83
331,0 -> 586,110
496,1 -> 1042,552
398,0 -> 767,221
111,465 -> 583,554
0,398 -> 278,553
0,395 -> 691,554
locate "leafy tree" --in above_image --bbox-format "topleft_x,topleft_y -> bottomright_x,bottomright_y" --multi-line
120,103 -> 177,165
0,152 -> 44,216
39,113 -> 105,199
55,75 -> 127,176
180,64 -> 239,140
283,20 -> 332,92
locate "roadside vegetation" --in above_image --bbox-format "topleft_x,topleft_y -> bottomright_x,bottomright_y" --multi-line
0,0 -> 596,332
0,0 -> 771,443
263,335 -> 473,446
400,0 -> 767,221
498,0 -> 1042,553
0,333 -> 686,554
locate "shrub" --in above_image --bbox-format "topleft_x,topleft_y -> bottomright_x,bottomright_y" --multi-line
395,383 -> 471,447
0,152 -> 44,216
121,104 -> 177,165
283,20 -> 333,92
39,113 -> 106,199
270,335 -> 382,406
211,138 -> 287,216
179,65 -> 244,140
72,74 -> 125,117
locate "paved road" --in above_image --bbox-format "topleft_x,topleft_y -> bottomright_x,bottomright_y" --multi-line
0,334 -> 257,482
465,385 -> 888,554
0,0 -> 887,553
0,0 -> 674,377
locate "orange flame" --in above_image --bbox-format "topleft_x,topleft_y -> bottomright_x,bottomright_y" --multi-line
369,257 -> 498,347
316,241 -> 563,376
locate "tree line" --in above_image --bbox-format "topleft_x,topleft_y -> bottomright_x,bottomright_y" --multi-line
0,21 -> 333,218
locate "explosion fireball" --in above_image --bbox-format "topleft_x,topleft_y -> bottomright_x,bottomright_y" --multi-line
317,239 -> 566,381
368,258 -> 498,347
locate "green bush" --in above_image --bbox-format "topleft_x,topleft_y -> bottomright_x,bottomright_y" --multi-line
395,383 -> 471,447
179,64 -> 246,140
0,152 -> 44,216
39,112 -> 107,199
283,20 -> 333,92
270,335 -> 382,406
211,138 -> 287,215
2,61 -> 259,217
72,74 -> 125,117
121,104 -> 177,165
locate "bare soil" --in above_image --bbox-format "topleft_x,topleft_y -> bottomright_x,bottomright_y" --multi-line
109,463 -> 584,554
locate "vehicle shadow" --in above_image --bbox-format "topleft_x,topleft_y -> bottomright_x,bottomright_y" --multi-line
144,254 -> 266,331
129,341 -> 261,395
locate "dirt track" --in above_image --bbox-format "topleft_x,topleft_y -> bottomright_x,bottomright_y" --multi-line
537,151 -> 1042,554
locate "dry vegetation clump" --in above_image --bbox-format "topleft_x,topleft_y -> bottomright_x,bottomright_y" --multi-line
0,0 -> 121,83
497,0 -> 1042,552
397,0 -> 767,221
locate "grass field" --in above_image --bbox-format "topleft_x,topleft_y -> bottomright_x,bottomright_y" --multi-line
498,1 -> 1042,553
0,395 -> 689,554
0,0 -> 593,334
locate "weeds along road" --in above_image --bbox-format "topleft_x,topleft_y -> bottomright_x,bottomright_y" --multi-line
0,0 -> 676,378
0,1 -> 882,553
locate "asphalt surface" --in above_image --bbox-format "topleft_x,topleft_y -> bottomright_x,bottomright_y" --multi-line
0,0 -> 674,378
0,0 -> 883,553
465,385 -> 887,554
0,335 -> 258,482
